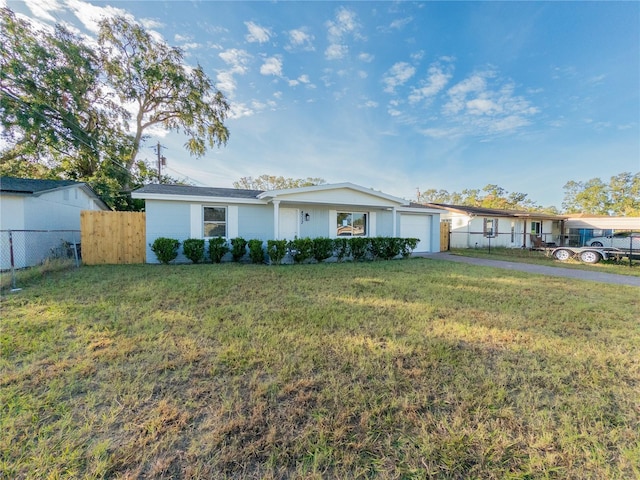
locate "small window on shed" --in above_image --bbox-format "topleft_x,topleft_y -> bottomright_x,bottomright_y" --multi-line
484,218 -> 498,238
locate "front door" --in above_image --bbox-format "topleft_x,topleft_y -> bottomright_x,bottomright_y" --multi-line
279,208 -> 299,240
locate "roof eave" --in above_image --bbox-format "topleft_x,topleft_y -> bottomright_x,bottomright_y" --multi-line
131,192 -> 267,205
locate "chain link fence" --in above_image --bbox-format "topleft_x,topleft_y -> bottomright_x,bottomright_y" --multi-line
1,230 -> 81,291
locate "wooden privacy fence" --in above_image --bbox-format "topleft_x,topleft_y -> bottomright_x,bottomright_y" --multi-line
81,211 -> 146,265
440,222 -> 450,251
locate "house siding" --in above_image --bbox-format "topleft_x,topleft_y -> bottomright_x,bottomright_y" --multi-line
237,205 -> 273,240
145,200 -> 192,263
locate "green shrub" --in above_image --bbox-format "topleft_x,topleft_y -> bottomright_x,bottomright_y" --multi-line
267,240 -> 288,265
349,237 -> 369,261
150,237 -> 180,264
312,237 -> 334,263
401,238 -> 419,258
333,238 -> 350,262
183,238 -> 205,264
289,237 -> 313,264
208,237 -> 229,263
248,239 -> 265,264
369,237 -> 403,260
230,237 -> 248,262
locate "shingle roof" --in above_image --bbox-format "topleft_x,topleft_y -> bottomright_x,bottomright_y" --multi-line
133,183 -> 264,199
425,202 -> 566,219
0,176 -> 81,194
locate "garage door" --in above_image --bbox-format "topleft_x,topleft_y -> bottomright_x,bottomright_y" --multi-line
400,214 -> 430,253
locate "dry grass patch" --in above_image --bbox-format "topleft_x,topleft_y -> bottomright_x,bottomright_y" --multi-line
1,259 -> 639,478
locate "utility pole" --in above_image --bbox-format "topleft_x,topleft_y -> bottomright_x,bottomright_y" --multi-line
155,142 -> 166,182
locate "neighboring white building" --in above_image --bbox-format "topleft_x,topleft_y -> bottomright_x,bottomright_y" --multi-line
132,182 -> 442,263
1,177 -> 109,268
424,203 -> 566,249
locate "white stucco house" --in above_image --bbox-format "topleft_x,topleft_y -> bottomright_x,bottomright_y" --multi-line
132,182 -> 442,263
424,203 -> 567,249
0,176 -> 109,268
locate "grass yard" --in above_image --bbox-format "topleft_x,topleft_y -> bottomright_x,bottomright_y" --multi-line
449,247 -> 640,277
1,259 -> 639,479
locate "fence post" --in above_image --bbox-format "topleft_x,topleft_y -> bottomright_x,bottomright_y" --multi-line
8,230 -> 20,291
72,230 -> 79,268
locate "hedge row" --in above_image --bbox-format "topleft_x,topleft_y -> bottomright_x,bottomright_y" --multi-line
150,236 -> 420,265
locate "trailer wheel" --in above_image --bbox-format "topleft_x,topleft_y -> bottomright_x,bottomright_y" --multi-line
579,250 -> 601,264
554,249 -> 572,261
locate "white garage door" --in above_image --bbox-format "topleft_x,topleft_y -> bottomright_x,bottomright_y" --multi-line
400,214 -> 430,253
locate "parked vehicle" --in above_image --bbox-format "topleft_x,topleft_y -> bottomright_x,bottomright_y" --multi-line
586,231 -> 640,249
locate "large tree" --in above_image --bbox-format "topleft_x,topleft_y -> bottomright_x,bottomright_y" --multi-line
97,16 -> 229,174
233,175 -> 326,191
0,9 -> 123,179
0,9 -> 229,208
562,172 -> 639,215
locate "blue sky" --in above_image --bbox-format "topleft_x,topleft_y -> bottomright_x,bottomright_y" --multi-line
5,0 -> 640,208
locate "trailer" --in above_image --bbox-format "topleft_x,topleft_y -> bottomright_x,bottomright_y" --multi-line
550,246 -> 636,264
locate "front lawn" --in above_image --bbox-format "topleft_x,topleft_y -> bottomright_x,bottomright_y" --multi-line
1,259 -> 639,478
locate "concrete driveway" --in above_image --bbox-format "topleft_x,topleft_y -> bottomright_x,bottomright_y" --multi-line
421,252 -> 640,287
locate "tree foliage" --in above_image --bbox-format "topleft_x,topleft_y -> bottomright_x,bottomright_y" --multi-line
98,16 -> 229,173
562,172 -> 639,215
417,184 -> 555,213
0,8 -> 229,209
233,175 -> 326,191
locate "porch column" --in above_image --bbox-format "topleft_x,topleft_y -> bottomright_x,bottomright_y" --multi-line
392,207 -> 397,237
523,220 -> 527,248
273,200 -> 280,240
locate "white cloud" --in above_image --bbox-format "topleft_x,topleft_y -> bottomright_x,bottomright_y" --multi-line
383,62 -> 416,93
140,18 -> 163,30
327,6 -> 360,42
325,44 -> 348,60
180,42 -> 201,51
245,21 -> 272,43
359,52 -> 374,63
439,70 -> 538,135
23,0 -> 63,22
390,16 -> 413,30
286,28 -> 315,51
66,0 -> 132,34
228,102 -> 254,119
466,98 -> 500,115
408,62 -> 453,104
260,57 -> 283,76
174,33 -> 192,43
217,49 -> 252,97
219,49 -> 251,70
410,51 -> 425,62
324,6 -> 364,60
443,72 -> 489,115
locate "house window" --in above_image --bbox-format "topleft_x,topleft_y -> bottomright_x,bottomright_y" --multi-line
337,212 -> 368,236
484,218 -> 498,238
530,221 -> 541,235
204,206 -> 226,237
